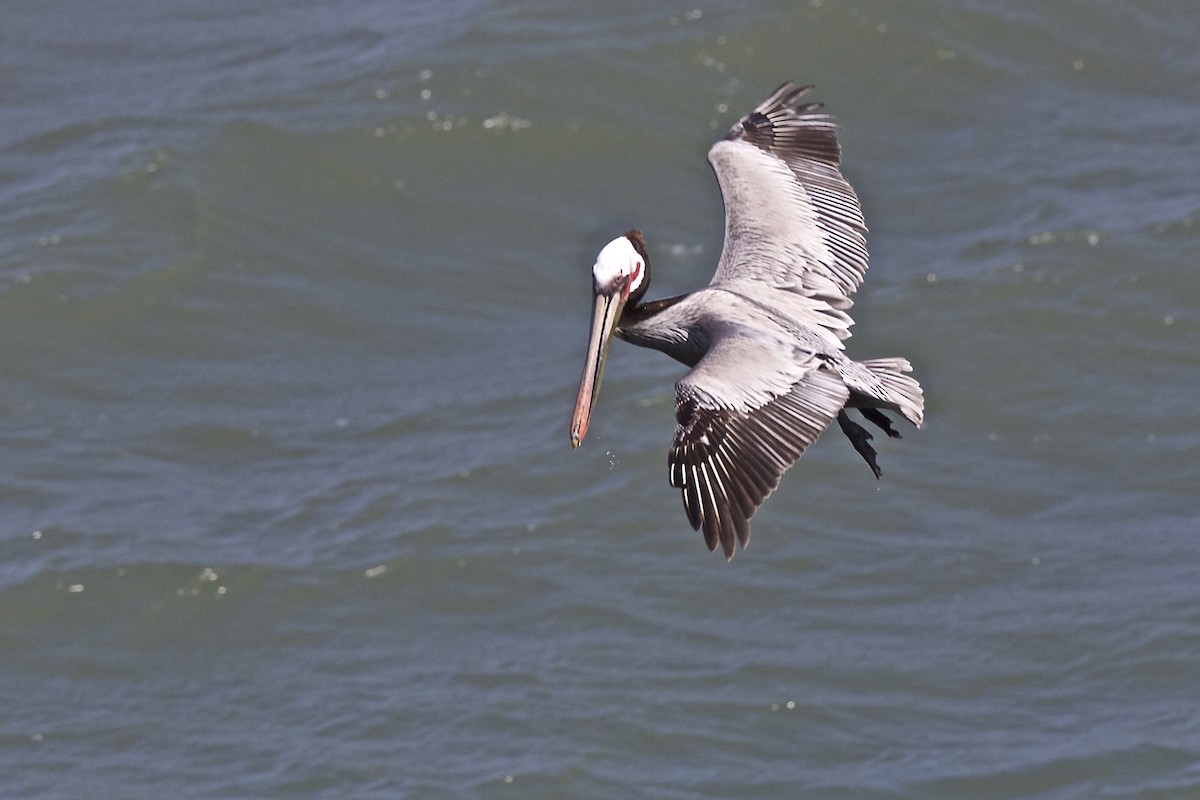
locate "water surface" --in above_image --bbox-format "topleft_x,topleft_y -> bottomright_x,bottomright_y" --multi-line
2,2 -> 1198,798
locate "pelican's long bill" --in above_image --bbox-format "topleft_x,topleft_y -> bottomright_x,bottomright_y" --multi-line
570,282 -> 627,448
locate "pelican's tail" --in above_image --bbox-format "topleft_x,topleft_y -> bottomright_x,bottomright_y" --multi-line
831,356 -> 923,479
855,357 -> 924,428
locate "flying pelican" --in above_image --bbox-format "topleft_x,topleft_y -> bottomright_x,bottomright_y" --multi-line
570,82 -> 924,559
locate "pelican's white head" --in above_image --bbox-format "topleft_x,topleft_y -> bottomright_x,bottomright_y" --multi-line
592,231 -> 647,301
571,230 -> 651,448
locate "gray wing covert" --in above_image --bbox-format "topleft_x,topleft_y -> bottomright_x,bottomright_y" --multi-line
668,332 -> 849,558
707,82 -> 869,329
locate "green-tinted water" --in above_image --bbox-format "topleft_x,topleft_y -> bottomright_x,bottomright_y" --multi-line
2,2 -> 1198,797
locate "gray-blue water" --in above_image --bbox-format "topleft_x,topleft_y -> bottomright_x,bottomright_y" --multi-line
2,2 -> 1198,797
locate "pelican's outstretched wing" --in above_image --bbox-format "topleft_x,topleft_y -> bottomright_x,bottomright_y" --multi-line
668,327 -> 848,558
707,82 -> 868,339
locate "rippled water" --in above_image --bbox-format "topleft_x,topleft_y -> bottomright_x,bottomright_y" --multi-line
2,2 -> 1198,797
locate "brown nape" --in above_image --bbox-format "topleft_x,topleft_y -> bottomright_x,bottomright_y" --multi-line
623,229 -> 651,306
624,229 -> 648,262
623,293 -> 690,321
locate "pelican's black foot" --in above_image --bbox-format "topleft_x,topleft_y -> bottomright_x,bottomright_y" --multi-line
837,410 -> 882,479
861,408 -> 901,439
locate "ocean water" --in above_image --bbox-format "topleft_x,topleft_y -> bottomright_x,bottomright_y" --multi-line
2,2 -> 1198,797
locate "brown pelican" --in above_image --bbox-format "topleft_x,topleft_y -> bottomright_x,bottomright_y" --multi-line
570,82 -> 924,559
